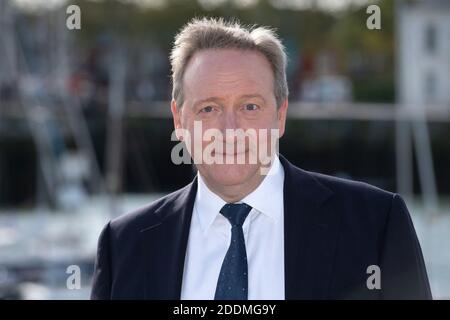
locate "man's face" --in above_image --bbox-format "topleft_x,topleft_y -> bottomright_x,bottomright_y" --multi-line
171,49 -> 288,191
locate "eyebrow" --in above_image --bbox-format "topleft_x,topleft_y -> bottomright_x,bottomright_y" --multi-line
193,96 -> 224,109
193,94 -> 266,108
240,94 -> 266,103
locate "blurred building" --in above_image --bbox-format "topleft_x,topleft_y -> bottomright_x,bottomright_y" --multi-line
397,0 -> 450,110
298,51 -> 353,103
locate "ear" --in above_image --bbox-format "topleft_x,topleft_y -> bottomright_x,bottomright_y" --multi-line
171,99 -> 183,140
277,99 -> 289,138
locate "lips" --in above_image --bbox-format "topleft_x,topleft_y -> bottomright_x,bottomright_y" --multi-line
212,150 -> 248,156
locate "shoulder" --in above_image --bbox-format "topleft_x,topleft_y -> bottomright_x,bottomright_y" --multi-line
280,154 -> 395,206
106,181 -> 195,239
283,154 -> 398,228
302,169 -> 399,230
308,170 -> 394,203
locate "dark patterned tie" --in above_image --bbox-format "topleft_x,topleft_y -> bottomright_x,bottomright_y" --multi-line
214,203 -> 252,300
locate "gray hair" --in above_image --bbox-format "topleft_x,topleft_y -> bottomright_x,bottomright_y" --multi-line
170,17 -> 289,108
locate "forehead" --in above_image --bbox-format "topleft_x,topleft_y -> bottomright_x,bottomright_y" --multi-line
183,49 -> 274,100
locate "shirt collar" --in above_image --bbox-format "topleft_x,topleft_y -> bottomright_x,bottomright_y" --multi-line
241,154 -> 284,223
195,172 -> 227,234
195,154 -> 285,234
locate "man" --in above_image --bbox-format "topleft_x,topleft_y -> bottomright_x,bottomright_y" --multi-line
91,17 -> 431,300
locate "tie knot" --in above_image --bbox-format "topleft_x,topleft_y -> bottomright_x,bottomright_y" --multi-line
220,203 -> 252,227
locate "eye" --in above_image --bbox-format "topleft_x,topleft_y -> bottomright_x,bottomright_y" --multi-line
200,105 -> 215,113
243,103 -> 260,111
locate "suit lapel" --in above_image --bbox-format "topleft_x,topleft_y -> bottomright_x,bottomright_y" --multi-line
280,155 -> 341,299
140,176 -> 197,299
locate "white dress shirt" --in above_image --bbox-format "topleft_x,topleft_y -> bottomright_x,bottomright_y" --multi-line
180,155 -> 285,300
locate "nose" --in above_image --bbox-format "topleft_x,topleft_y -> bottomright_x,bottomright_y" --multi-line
220,109 -> 239,133
218,110 -> 246,151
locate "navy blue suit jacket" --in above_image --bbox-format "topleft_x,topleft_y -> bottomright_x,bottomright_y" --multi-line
91,155 -> 432,299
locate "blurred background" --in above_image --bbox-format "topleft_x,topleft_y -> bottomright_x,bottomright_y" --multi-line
0,0 -> 449,299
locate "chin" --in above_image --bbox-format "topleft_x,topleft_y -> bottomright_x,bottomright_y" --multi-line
199,163 -> 260,187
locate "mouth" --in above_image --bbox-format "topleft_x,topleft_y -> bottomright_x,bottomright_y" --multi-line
212,150 -> 248,156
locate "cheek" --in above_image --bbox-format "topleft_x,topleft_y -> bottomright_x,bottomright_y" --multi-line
185,121 -> 219,152
180,112 -> 193,129
246,112 -> 279,131
254,114 -> 281,143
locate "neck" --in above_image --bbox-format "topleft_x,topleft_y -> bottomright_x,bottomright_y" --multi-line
200,170 -> 267,203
